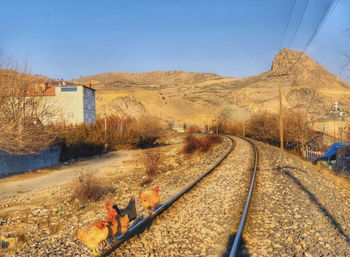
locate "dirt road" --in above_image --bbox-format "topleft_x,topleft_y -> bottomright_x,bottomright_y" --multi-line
0,150 -> 134,198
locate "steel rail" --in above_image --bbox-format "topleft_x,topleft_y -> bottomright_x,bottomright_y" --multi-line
101,135 -> 235,256
229,137 -> 258,257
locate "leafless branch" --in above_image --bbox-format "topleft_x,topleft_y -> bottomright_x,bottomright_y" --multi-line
0,53 -> 57,154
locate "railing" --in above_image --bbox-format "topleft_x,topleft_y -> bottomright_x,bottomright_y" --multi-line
305,150 -> 323,162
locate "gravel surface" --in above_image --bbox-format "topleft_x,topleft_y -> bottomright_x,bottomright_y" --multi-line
3,136 -> 348,257
0,135 -> 234,257
110,137 -> 254,257
243,140 -> 350,257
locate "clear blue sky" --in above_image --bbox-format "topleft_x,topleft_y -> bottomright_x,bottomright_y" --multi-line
0,0 -> 349,81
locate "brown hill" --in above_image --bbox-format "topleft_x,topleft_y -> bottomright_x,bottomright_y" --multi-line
74,71 -> 223,90
74,49 -> 350,126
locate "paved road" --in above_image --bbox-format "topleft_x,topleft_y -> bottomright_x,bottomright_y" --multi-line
0,151 -> 133,198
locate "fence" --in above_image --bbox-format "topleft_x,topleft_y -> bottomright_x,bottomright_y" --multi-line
305,150 -> 324,162
0,146 -> 62,176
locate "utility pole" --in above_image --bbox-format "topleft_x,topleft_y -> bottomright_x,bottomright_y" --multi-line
242,121 -> 245,137
268,72 -> 289,151
278,76 -> 284,150
104,112 -> 107,133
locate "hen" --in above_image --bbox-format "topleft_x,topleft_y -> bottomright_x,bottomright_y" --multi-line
76,201 -> 117,256
139,186 -> 160,215
113,196 -> 137,222
118,213 -> 130,235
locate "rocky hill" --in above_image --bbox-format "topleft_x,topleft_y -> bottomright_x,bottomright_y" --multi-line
74,48 -> 350,126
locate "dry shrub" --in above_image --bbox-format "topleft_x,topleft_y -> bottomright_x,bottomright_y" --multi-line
135,116 -> 165,148
186,125 -> 202,133
183,134 -> 223,154
205,134 -> 223,144
246,112 -> 279,143
143,151 -> 161,177
56,114 -> 165,161
15,231 -> 27,249
222,120 -> 244,136
184,134 -> 201,154
72,173 -> 112,203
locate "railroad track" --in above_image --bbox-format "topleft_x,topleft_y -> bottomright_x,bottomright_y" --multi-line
101,135 -> 258,257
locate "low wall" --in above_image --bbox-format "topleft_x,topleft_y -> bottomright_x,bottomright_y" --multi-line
0,146 -> 62,176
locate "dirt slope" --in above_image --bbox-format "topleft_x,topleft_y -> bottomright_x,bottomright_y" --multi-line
73,49 -> 350,125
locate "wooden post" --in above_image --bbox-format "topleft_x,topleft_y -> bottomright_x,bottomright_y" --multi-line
104,112 -> 107,133
242,121 -> 245,137
279,76 -> 284,150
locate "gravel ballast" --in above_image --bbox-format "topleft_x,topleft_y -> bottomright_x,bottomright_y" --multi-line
110,136 -> 254,257
243,141 -> 350,257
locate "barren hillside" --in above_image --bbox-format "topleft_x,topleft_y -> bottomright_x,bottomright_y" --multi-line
73,49 -> 350,126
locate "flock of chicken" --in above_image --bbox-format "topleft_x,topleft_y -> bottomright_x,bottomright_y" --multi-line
76,186 -> 160,256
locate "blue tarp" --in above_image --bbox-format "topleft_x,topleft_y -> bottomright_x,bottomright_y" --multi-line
321,142 -> 350,159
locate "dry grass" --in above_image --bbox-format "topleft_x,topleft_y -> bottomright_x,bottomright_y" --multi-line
143,151 -> 161,178
72,172 -> 112,203
183,134 -> 223,154
317,167 -> 350,197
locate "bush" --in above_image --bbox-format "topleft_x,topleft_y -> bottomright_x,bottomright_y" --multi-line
135,116 -> 165,148
205,134 -> 223,144
183,134 -> 201,154
246,112 -> 279,142
143,151 -> 161,177
183,134 -> 223,154
72,173 -> 112,203
55,115 -> 165,161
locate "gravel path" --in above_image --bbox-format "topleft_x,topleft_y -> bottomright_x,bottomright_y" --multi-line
243,141 -> 350,257
110,137 -> 254,257
0,151 -> 133,198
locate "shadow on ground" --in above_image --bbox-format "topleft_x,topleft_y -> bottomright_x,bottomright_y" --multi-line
276,165 -> 350,245
221,233 -> 250,257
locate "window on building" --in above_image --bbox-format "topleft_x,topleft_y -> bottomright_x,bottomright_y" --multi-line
61,87 -> 77,92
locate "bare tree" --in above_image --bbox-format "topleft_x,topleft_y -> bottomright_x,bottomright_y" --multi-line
283,110 -> 313,150
246,111 -> 279,143
0,54 -> 57,154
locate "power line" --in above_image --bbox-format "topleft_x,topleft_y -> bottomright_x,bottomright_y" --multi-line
278,0 -> 297,50
302,0 -> 338,53
273,0 -> 339,76
288,0 -> 310,48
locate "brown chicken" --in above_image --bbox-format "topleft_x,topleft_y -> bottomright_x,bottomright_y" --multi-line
139,186 -> 160,214
118,214 -> 130,234
76,201 -> 117,256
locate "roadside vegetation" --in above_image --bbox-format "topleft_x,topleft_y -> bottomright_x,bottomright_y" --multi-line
72,172 -> 113,203
217,110 -> 317,153
183,134 -> 223,154
0,55 -> 57,155
57,115 -> 165,161
141,151 -> 162,185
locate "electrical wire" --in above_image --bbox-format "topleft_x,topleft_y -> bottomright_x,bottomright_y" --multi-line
288,0 -> 310,48
278,0 -> 297,50
273,0 -> 339,77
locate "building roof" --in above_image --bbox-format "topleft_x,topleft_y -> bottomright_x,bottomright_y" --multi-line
311,111 -> 350,123
42,86 -> 56,96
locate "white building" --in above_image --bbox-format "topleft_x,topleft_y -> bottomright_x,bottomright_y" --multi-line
36,81 -> 96,125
